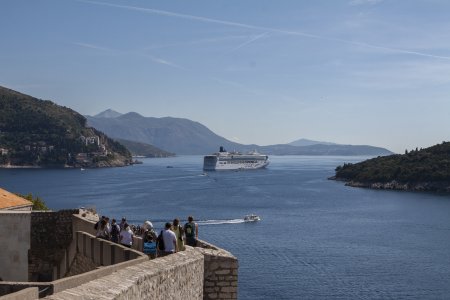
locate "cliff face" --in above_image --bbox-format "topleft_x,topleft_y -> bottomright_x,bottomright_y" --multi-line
332,142 -> 450,192
0,86 -> 132,168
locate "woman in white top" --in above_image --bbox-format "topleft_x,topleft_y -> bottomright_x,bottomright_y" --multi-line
119,223 -> 133,248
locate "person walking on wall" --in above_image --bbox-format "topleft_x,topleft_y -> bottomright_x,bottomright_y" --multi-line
162,222 -> 177,256
142,220 -> 157,243
119,223 -> 134,248
119,217 -> 127,231
96,219 -> 110,240
184,216 -> 198,247
171,218 -> 185,252
110,218 -> 121,243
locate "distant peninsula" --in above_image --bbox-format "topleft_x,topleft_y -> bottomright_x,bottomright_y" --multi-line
113,138 -> 175,158
0,86 -> 132,168
331,142 -> 450,192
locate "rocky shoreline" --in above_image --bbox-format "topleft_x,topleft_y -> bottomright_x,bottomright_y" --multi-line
0,157 -> 132,169
331,177 -> 450,193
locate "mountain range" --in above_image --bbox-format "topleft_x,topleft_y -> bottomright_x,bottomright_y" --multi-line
86,110 -> 393,156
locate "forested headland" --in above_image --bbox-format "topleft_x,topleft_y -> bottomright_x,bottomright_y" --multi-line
0,86 -> 131,168
332,142 -> 450,192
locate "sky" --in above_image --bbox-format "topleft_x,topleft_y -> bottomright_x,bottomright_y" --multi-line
1,0 -> 450,153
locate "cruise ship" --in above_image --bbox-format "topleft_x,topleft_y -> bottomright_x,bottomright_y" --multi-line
203,147 -> 269,171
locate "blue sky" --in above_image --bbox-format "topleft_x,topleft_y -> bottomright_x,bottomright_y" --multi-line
1,0 -> 450,153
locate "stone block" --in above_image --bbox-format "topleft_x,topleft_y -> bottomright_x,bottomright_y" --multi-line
215,269 -> 230,275
205,281 -> 215,287
209,262 -> 219,270
217,281 -> 230,287
219,292 -> 232,298
221,286 -> 237,293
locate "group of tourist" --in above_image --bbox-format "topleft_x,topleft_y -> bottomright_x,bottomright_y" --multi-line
94,216 -> 134,248
94,215 -> 199,256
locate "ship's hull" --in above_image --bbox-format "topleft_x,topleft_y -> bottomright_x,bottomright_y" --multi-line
203,154 -> 269,171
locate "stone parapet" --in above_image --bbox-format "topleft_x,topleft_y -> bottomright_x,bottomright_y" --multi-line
45,247 -> 204,300
0,287 -> 38,300
196,240 -> 239,300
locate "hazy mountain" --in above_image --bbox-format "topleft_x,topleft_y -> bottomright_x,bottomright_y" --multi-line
87,110 -> 394,156
113,138 -> 175,158
289,138 -> 337,147
86,112 -> 243,155
94,109 -> 123,118
256,144 -> 393,156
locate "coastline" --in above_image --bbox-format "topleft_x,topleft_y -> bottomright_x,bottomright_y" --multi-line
0,164 -> 42,169
331,177 -> 450,193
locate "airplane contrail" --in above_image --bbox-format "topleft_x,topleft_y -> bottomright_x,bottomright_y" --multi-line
230,32 -> 271,52
77,0 -> 450,61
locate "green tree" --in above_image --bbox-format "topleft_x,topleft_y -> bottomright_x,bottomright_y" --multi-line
17,193 -> 49,211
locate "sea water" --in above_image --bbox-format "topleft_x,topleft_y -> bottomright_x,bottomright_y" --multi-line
1,156 -> 450,299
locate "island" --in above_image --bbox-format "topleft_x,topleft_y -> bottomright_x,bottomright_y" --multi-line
331,142 -> 450,192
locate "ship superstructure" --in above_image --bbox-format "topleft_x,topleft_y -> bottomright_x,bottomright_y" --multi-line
203,147 -> 269,171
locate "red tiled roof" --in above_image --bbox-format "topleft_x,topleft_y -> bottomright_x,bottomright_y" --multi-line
0,187 -> 33,210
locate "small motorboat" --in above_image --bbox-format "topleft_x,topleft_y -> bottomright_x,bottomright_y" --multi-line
244,214 -> 261,222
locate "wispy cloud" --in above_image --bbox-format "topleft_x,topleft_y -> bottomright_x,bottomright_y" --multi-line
143,54 -> 186,70
144,35 -> 251,50
72,41 -> 185,70
72,42 -> 114,52
230,32 -> 271,52
77,0 -> 450,61
76,0 -> 323,39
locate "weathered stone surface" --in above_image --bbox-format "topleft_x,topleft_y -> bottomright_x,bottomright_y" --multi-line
217,281 -> 230,287
45,248 -> 204,300
29,210 -> 78,281
221,286 -> 237,293
196,240 -> 238,300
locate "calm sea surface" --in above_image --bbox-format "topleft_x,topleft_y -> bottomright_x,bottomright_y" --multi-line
1,156 -> 450,299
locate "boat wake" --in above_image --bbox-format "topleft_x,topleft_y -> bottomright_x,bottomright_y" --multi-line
197,219 -> 245,226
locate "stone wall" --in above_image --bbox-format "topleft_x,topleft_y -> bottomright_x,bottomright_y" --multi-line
196,240 -> 239,300
0,210 -> 239,300
63,253 -> 97,277
0,211 -> 31,282
72,212 -> 144,252
29,210 -> 79,281
45,247 -> 204,300
0,283 -> 51,298
0,287 -> 38,300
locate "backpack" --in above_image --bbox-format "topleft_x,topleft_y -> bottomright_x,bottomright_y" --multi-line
94,221 -> 99,230
177,225 -> 184,242
157,230 -> 165,250
111,224 -> 119,237
184,222 -> 195,238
